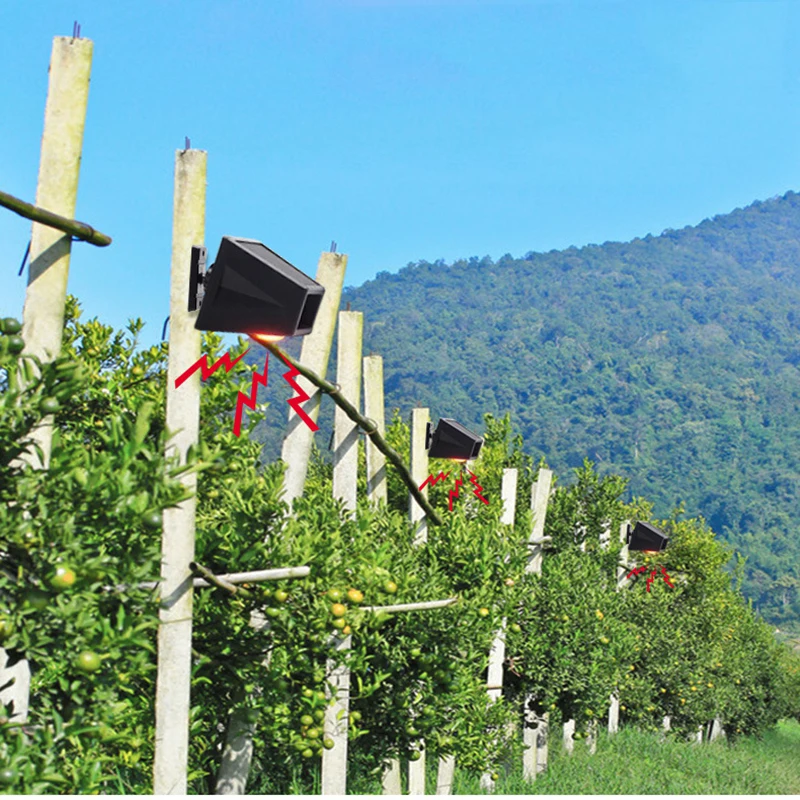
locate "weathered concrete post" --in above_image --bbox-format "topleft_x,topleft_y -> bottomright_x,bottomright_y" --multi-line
523,468 -> 553,781
409,408 -> 430,795
584,520 -> 611,756
279,252 -> 348,509
153,147 -> 206,794
4,33 -> 93,727
382,407 -> 431,795
322,632 -> 353,795
320,310 -> 363,795
363,355 -> 387,507
332,311 -> 363,514
478,468 -> 518,793
409,407 -> 430,547
562,718 -> 575,755
19,34 -> 93,458
608,521 -> 630,736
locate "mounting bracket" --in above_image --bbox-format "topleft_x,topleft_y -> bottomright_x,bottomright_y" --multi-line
188,245 -> 208,312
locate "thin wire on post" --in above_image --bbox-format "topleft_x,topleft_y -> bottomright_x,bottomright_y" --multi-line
18,241 -> 30,276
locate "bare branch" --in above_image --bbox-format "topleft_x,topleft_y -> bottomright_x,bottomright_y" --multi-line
0,188 -> 111,247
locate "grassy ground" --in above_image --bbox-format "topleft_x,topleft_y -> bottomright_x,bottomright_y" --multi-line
442,718 -> 800,795
202,718 -> 800,794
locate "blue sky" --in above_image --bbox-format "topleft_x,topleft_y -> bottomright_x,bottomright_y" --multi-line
2,0 -> 800,348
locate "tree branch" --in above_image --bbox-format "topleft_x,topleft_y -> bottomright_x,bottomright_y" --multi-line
0,188 -> 112,247
189,562 -> 254,600
259,339 -> 444,526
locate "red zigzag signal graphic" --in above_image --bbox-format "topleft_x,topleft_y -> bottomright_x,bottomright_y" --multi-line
419,471 -> 451,491
274,350 -> 319,433
174,348 -> 250,388
448,474 -> 464,512
467,469 -> 489,505
233,356 -> 269,437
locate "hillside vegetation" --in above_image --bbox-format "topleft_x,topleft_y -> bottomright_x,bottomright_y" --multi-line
253,191 -> 800,635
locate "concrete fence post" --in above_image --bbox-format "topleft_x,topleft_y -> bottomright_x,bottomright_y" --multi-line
3,34 -> 93,727
608,520 -> 630,736
320,310 -> 363,795
279,253 -> 348,511
363,355 -> 387,507
153,147 -> 207,795
523,469 -> 553,781
479,468 -> 518,793
332,311 -> 363,515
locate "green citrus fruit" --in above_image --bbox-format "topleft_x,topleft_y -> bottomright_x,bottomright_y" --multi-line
143,511 -> 162,529
0,768 -> 17,786
39,397 -> 60,414
50,565 -> 76,591
301,748 -> 314,758
478,607 -> 490,617
75,651 -> 102,673
274,589 -> 289,603
330,603 -> 347,618
327,588 -> 343,602
409,751 -> 422,761
6,336 -> 24,355
1,318 -> 22,335
0,618 -> 14,641
323,737 -> 335,749
383,580 -> 398,594
346,588 -> 364,604
332,618 -> 346,630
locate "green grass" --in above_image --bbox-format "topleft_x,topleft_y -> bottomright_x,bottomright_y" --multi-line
444,719 -> 800,795
179,718 -> 800,794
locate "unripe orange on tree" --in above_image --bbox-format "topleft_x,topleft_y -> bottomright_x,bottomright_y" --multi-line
50,565 -> 76,591
6,336 -> 24,354
0,618 -> 14,641
331,603 -> 347,618
346,588 -> 364,604
0,318 -> 22,335
75,651 -> 102,673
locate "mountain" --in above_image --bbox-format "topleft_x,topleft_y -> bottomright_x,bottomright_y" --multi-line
251,190 -> 800,632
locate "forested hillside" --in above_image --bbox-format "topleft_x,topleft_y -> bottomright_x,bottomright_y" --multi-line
252,191 -> 800,633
